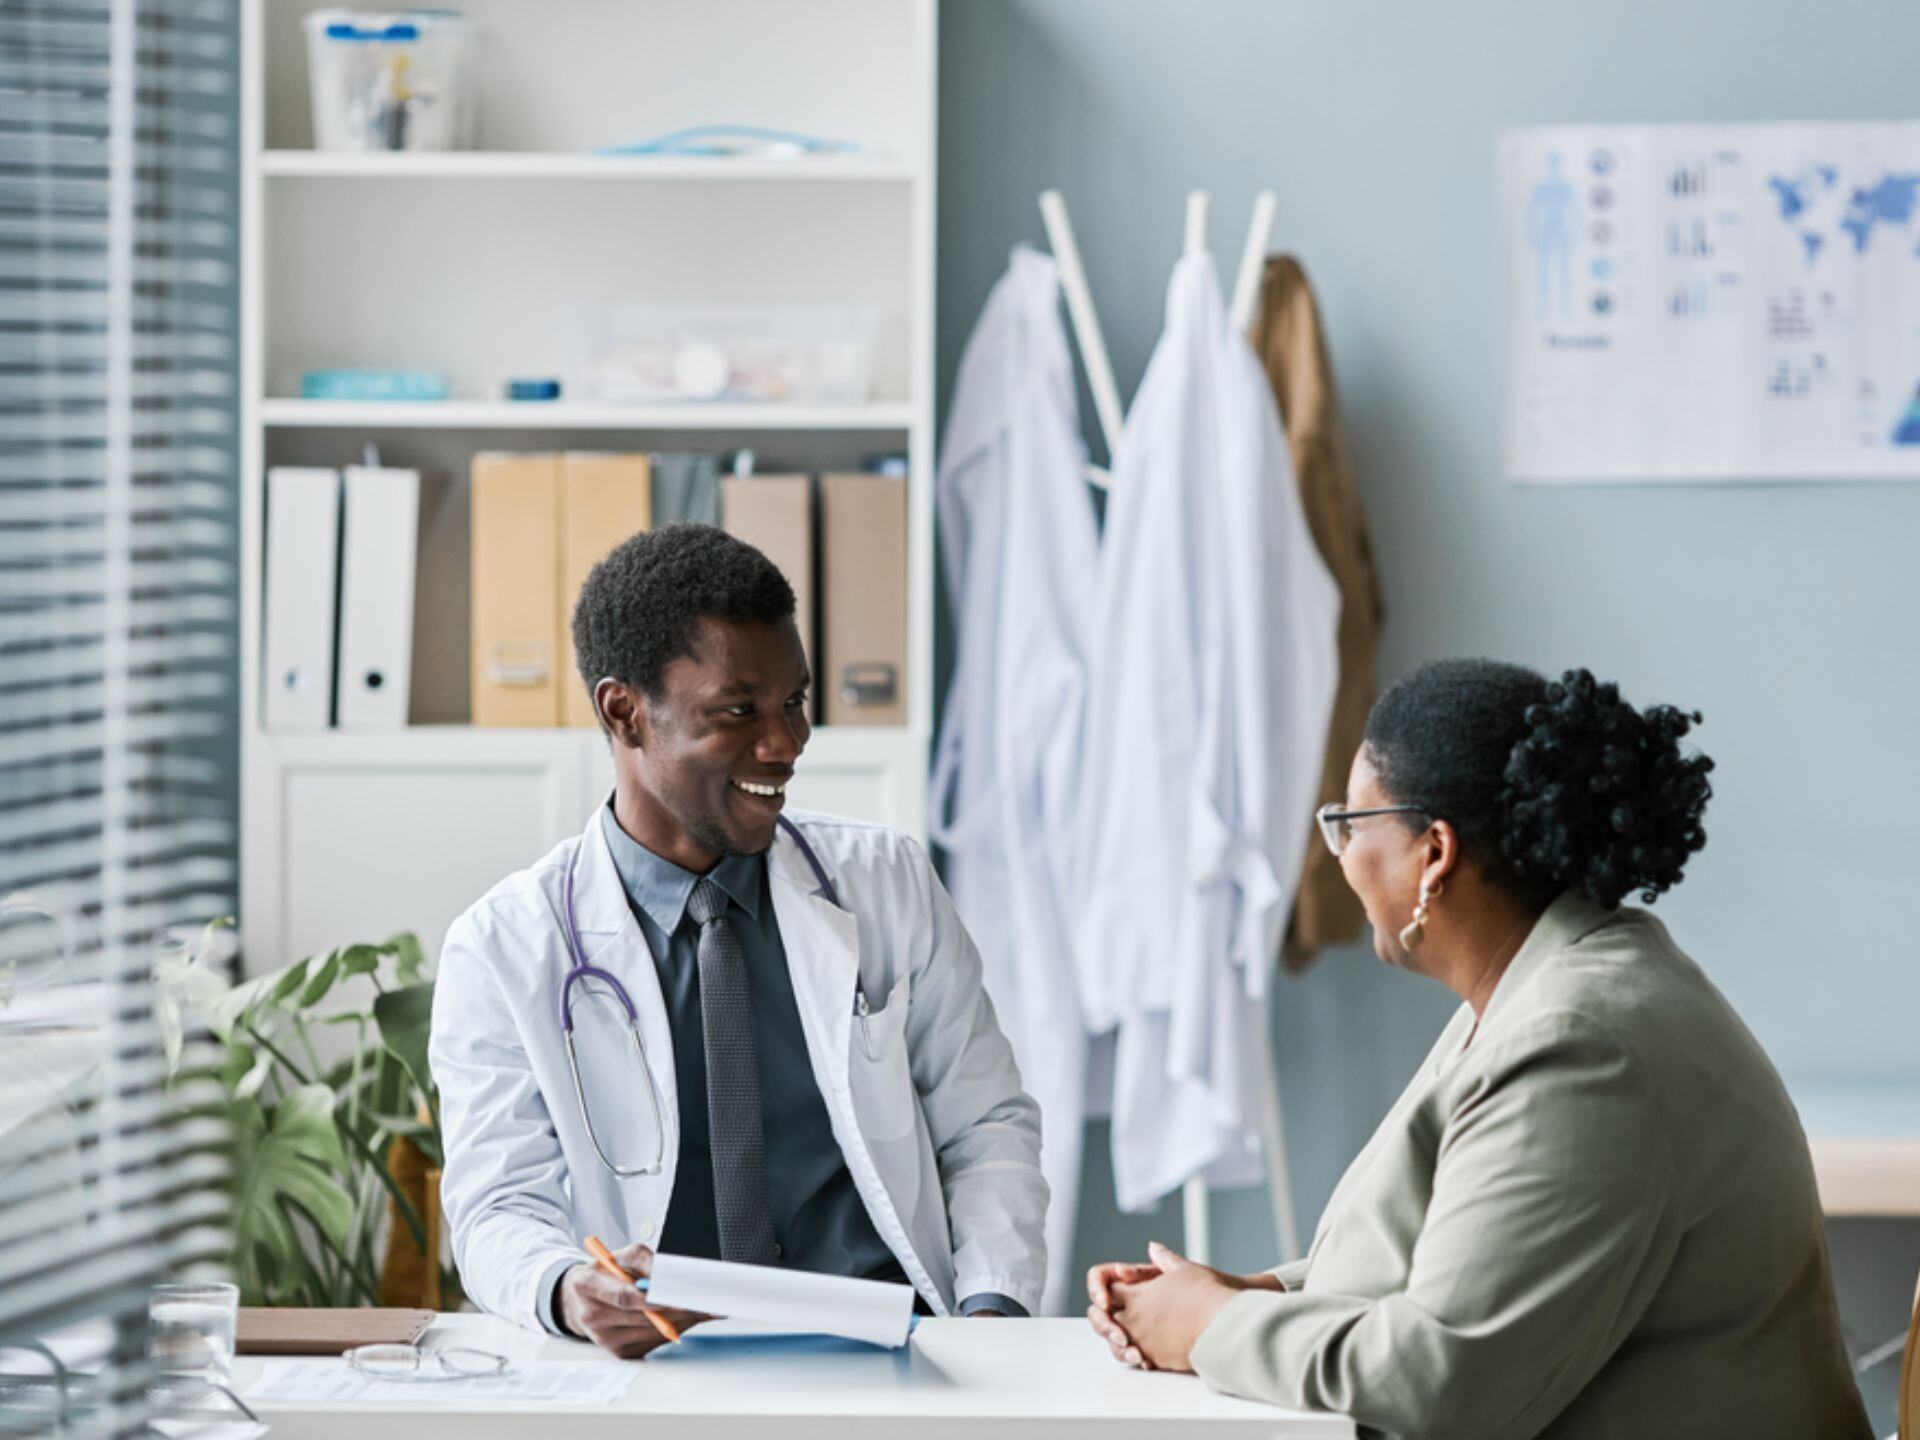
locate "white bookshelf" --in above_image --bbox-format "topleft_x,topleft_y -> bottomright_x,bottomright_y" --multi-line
239,0 -> 938,969
259,399 -> 918,430
260,150 -> 917,181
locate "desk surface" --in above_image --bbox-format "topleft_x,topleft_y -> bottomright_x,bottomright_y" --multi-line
237,1313 -> 1354,1438
1795,1080 -> 1920,1217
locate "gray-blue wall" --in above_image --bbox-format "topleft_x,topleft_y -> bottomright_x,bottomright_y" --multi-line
937,0 -> 1920,1423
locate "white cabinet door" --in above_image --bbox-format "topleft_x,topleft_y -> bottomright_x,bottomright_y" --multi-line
788,748 -> 918,831
250,733 -> 587,969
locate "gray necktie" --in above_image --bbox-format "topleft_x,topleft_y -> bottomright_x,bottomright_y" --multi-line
687,877 -> 778,1265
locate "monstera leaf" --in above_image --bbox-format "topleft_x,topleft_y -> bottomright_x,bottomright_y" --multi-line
228,1084 -> 354,1304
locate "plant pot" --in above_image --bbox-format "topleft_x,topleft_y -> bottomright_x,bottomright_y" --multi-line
378,1132 -> 441,1308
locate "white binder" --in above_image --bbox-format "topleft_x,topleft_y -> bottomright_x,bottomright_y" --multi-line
336,465 -> 420,730
263,467 -> 342,731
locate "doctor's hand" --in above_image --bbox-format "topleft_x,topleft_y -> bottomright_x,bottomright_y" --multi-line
556,1243 -> 712,1359
1092,1242 -> 1281,1372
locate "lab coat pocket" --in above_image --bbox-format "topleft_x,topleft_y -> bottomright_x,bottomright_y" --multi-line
850,975 -> 917,1143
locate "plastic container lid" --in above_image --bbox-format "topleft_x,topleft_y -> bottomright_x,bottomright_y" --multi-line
306,9 -> 470,41
324,21 -> 420,40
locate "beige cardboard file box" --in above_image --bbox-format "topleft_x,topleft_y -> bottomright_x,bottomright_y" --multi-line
820,473 -> 907,726
470,452 -> 562,726
562,453 -> 652,728
722,473 -> 815,712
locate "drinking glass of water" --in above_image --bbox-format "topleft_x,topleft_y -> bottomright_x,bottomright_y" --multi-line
148,1281 -> 238,1385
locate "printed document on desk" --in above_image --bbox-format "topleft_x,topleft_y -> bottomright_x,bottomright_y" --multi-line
245,1360 -> 634,1406
644,1254 -> 916,1349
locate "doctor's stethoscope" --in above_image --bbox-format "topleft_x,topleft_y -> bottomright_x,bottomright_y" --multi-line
559,812 -> 866,1179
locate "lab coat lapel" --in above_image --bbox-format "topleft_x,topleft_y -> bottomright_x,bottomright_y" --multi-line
766,827 -> 860,1104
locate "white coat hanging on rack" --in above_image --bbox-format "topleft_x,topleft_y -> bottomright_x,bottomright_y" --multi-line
1030,188 -> 1303,1270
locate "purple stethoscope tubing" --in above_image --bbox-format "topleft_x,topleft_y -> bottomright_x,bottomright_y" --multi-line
558,814 -> 841,1178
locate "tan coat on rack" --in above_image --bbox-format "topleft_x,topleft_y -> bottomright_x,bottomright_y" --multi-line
1250,256 -> 1384,973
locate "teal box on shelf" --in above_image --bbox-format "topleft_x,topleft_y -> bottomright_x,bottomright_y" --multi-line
300,369 -> 450,402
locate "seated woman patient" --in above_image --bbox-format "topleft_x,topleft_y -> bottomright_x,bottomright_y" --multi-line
1087,659 -> 1870,1440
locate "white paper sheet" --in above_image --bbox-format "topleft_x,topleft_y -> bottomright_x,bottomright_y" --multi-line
244,1360 -> 635,1406
1504,122 -> 1920,481
152,1421 -> 269,1440
643,1255 -> 915,1349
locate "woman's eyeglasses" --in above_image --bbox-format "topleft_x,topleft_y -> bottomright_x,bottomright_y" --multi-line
1315,802 -> 1429,857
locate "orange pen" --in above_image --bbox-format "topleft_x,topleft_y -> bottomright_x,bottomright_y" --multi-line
583,1234 -> 682,1344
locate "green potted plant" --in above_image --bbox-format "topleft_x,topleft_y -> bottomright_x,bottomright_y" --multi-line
156,923 -> 460,1309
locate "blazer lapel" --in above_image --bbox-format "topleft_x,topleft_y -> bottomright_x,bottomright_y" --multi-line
1478,890 -> 1615,1035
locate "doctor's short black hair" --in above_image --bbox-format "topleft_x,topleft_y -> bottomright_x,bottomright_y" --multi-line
1362,658 -> 1715,911
571,523 -> 795,704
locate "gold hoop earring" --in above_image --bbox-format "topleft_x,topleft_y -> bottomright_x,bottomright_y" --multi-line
1399,880 -> 1441,952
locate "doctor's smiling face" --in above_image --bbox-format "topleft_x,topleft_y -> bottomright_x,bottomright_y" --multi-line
599,614 -> 810,870
571,524 -> 808,873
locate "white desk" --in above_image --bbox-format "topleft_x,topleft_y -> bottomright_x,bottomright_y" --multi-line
237,1313 -> 1354,1438
1796,1081 -> 1920,1218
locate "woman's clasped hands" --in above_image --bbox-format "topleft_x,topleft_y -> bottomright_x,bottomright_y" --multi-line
1084,1241 -> 1284,1373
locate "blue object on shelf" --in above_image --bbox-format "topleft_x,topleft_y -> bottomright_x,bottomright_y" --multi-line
504,378 -> 562,402
325,19 -> 421,41
301,369 -> 450,402
598,124 -> 861,159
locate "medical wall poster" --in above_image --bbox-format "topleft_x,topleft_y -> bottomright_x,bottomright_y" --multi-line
1503,123 -> 1920,482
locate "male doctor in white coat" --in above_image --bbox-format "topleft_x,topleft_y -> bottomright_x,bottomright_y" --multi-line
431,524 -> 1047,1356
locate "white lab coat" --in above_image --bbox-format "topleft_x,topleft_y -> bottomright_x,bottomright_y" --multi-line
430,808 -> 1049,1331
930,247 -> 1099,1313
1072,252 -> 1340,1213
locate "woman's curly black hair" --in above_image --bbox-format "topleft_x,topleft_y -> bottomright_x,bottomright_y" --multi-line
571,523 -> 794,702
1361,659 -> 1714,910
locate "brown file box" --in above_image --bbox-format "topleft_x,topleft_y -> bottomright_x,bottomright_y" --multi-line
562,452 -> 652,728
820,473 -> 907,726
722,473 -> 816,713
470,451 -> 562,726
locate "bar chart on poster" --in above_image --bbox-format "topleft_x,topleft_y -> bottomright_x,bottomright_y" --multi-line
1502,122 -> 1920,481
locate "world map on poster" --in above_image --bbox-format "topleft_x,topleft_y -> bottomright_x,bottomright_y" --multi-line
1504,123 -> 1920,481
1769,165 -> 1920,266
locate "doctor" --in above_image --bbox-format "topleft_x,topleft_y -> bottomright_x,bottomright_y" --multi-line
431,524 -> 1047,1357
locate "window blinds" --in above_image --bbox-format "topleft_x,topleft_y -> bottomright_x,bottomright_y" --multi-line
1,0 -> 239,1433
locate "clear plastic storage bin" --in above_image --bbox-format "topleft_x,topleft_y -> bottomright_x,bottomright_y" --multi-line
304,9 -> 475,152
564,304 -> 880,405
